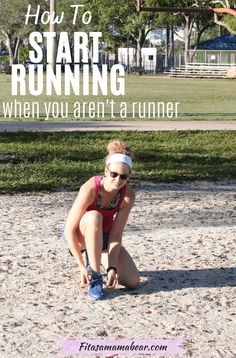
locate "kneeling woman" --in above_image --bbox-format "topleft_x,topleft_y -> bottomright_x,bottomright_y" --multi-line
63,140 -> 140,299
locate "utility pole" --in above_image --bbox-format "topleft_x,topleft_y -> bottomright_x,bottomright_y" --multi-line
50,0 -> 57,72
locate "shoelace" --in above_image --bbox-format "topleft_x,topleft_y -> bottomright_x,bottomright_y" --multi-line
90,275 -> 104,288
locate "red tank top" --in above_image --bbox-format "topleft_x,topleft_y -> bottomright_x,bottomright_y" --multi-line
86,176 -> 127,233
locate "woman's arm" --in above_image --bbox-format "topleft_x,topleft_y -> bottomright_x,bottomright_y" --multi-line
108,186 -> 135,269
64,178 -> 95,269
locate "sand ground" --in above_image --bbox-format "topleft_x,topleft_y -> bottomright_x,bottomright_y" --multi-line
1,180 -> 236,358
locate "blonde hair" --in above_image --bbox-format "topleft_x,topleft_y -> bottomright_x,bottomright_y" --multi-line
104,140 -> 133,172
106,140 -> 133,158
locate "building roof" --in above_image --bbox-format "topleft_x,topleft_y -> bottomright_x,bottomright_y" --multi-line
195,35 -> 236,50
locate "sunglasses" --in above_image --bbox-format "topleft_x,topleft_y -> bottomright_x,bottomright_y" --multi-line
107,167 -> 129,181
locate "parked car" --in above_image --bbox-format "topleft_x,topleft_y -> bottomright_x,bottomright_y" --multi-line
0,50 -> 9,56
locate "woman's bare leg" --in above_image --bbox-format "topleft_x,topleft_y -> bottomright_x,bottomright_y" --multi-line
116,246 -> 140,289
79,210 -> 103,273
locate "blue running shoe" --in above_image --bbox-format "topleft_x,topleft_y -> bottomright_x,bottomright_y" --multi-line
88,273 -> 104,300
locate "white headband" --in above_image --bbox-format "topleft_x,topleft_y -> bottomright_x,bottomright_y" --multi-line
106,153 -> 133,169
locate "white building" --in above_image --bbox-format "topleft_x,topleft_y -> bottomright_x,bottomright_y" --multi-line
118,47 -> 157,71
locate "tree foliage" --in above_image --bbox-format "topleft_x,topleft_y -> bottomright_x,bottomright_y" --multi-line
0,0 -> 47,64
0,0 -> 235,67
82,0 -> 171,65
211,0 -> 236,34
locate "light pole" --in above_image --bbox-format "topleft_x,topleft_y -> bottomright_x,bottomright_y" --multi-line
50,0 -> 57,72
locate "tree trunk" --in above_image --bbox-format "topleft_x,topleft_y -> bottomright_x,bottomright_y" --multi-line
5,35 -> 13,65
5,33 -> 21,64
13,37 -> 21,64
184,16 -> 190,64
169,27 -> 174,69
136,28 -> 143,67
184,15 -> 193,65
190,23 -> 212,62
136,39 -> 142,66
164,26 -> 170,70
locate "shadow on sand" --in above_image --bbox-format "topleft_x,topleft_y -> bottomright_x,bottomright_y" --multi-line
103,267 -> 236,300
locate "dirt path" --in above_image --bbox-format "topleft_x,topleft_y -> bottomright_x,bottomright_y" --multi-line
0,120 -> 235,132
1,180 -> 236,357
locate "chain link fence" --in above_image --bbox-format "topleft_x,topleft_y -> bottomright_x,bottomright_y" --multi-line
0,55 -> 10,73
186,50 -> 236,65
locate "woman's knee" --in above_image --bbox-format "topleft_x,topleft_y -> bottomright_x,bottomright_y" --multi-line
123,274 -> 140,290
119,271 -> 140,290
80,210 -> 103,233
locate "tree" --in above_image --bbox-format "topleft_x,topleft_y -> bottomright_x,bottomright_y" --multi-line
56,0 -> 85,35
156,0 -> 215,64
0,0 -> 47,64
142,0 -> 235,63
211,0 -> 236,34
133,0 -> 236,63
83,0 -> 168,66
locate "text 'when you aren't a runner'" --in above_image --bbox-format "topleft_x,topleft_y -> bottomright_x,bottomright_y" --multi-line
2,100 -> 180,120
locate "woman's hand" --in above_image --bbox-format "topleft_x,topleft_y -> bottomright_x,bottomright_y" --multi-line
80,266 -> 90,287
106,268 -> 118,288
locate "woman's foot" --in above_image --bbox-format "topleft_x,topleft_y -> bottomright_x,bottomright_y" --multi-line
88,273 -> 104,300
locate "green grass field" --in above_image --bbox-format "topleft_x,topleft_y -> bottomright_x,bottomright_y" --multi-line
0,74 -> 236,120
0,131 -> 235,193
